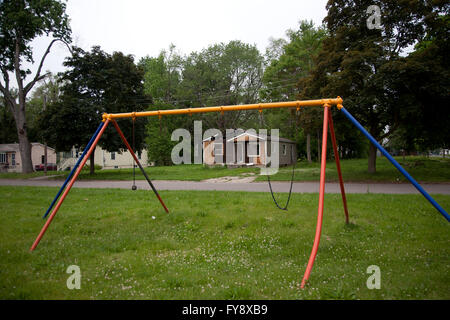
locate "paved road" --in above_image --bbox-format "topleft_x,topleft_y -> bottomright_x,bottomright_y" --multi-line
1,178 -> 449,194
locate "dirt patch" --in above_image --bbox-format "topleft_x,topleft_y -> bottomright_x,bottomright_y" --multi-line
201,175 -> 257,183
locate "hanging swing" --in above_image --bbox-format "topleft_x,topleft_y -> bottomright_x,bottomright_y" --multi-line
259,109 -> 297,211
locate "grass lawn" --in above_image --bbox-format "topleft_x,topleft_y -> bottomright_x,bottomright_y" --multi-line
1,156 -> 449,183
254,156 -> 450,183
0,186 -> 449,300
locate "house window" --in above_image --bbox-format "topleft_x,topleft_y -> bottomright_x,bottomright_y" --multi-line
0,153 -> 6,164
282,144 -> 286,155
111,152 -> 116,160
138,151 -> 141,159
41,155 -> 45,164
12,153 -> 15,165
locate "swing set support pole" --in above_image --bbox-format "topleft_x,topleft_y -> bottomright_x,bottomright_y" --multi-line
301,105 -> 329,288
328,109 -> 349,224
30,119 -> 110,252
111,119 -> 169,213
339,105 -> 450,222
42,122 -> 105,219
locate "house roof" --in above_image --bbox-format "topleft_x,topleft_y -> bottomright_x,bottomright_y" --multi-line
0,143 -> 55,153
202,132 -> 295,144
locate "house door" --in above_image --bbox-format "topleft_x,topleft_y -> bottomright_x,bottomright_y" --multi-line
244,141 -> 249,163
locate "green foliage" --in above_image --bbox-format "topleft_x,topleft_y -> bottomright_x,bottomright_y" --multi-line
380,12 -> 450,151
261,21 -> 329,160
299,0 -> 448,171
178,41 -> 264,131
262,20 -> 327,102
0,94 -> 16,143
39,46 -> 148,154
0,0 -> 71,73
145,114 -> 176,166
140,42 -> 265,164
0,0 -> 72,173
140,44 -> 182,103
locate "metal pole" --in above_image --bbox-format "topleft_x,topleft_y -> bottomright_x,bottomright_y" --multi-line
102,98 -> 344,120
30,119 -> 110,251
301,105 -> 329,288
42,122 -> 104,219
339,105 -> 449,222
111,120 -> 169,213
328,108 -> 349,224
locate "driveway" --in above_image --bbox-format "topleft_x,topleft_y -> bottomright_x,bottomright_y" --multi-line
1,178 -> 449,194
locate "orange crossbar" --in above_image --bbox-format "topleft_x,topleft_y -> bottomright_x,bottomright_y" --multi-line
102,97 -> 343,120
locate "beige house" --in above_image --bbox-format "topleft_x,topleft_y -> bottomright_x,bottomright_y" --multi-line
0,143 -> 57,173
203,132 -> 297,167
58,146 -> 150,171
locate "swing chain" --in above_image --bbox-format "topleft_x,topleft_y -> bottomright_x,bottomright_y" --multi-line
262,108 -> 297,211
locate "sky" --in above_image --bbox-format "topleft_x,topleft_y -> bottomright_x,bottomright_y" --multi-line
24,0 -> 329,85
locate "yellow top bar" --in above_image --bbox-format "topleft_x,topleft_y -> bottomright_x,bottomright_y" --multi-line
102,97 -> 343,120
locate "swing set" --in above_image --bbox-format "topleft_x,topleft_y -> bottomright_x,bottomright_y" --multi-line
30,97 -> 449,289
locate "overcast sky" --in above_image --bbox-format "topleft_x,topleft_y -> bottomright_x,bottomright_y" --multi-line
25,0 -> 328,85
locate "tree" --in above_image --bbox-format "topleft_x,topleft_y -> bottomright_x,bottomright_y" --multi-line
39,46 -> 147,174
0,0 -> 71,173
262,20 -> 327,162
140,45 -> 186,166
178,41 -> 264,132
299,0 -> 443,173
381,11 -> 450,153
0,91 -> 17,143
140,41 -> 265,165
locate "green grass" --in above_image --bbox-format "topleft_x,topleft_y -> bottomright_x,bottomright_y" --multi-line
0,171 -> 62,180
255,156 -> 450,183
0,186 -> 449,300
56,164 -> 260,181
1,156 -> 449,183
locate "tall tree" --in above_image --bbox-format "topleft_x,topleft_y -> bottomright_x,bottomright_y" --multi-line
380,10 -> 450,153
39,46 -> 147,174
178,40 -> 264,132
262,20 -> 327,162
300,0 -> 443,173
140,45 -> 186,166
0,0 -> 71,172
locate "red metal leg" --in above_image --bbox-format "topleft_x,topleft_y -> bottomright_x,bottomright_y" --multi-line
328,109 -> 349,224
30,119 -> 110,251
111,120 -> 169,213
301,106 -> 329,288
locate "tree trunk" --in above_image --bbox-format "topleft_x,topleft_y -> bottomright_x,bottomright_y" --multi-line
90,151 -> 95,175
368,143 -> 377,174
306,133 -> 311,163
15,101 -> 34,173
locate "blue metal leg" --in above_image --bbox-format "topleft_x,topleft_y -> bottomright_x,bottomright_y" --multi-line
340,106 -> 449,222
42,122 -> 104,219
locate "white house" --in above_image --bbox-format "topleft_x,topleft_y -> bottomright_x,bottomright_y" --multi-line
58,145 -> 150,171
202,132 -> 297,167
0,143 -> 57,173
